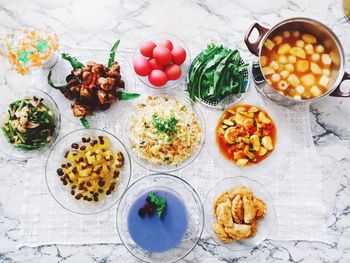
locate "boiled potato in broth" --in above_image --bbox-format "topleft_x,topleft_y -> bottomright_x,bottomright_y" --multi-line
261,30 -> 334,100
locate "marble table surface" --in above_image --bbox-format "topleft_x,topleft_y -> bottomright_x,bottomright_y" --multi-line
1,0 -> 350,262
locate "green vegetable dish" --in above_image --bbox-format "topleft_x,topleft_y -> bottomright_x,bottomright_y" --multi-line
187,44 -> 249,105
2,96 -> 57,150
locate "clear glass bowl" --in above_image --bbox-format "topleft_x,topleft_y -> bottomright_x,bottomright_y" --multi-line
204,176 -> 276,251
206,101 -> 282,176
133,33 -> 191,89
0,88 -> 61,160
117,173 -> 204,263
46,49 -> 136,126
45,128 -> 131,215
122,90 -> 205,173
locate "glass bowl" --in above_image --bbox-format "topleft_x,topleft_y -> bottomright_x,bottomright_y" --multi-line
122,90 -> 205,173
133,33 -> 191,89
117,173 -> 204,263
46,49 -> 136,127
45,128 -> 131,215
0,88 -> 61,160
207,101 -> 284,176
204,176 -> 276,251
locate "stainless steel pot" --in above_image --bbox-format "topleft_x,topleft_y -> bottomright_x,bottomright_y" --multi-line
244,17 -> 350,106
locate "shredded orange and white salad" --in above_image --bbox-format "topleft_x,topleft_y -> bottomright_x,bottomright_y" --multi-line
129,96 -> 202,166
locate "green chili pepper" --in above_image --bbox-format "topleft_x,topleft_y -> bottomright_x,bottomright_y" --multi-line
61,53 -> 84,69
117,92 -> 140,101
107,39 -> 121,70
80,117 -> 90,129
47,70 -> 68,93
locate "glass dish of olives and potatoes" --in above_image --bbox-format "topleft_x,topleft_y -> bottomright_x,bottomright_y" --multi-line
0,88 -> 60,159
45,128 -> 131,214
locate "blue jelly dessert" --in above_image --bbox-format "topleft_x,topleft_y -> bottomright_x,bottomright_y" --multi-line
127,189 -> 188,253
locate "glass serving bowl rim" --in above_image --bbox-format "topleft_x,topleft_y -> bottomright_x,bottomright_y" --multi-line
132,32 -> 192,90
45,127 -> 132,215
0,87 -> 61,160
203,175 -> 276,251
116,172 -> 205,263
122,89 -> 206,173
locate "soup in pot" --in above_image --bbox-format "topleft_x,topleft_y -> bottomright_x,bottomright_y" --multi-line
260,30 -> 335,100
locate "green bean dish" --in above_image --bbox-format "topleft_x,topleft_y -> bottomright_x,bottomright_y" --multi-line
2,96 -> 56,150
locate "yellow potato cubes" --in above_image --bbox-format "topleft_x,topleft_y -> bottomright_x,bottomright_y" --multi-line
261,30 -> 334,100
302,33 -> 317,44
301,74 -> 316,87
287,74 -> 300,87
264,39 -> 275,50
296,60 -> 309,73
278,43 -> 291,55
319,75 -> 330,87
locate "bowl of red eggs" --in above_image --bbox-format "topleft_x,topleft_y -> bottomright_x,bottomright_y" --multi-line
133,33 -> 191,89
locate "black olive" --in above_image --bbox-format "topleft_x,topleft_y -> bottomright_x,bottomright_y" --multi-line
113,170 -> 120,178
71,143 -> 79,149
57,168 -> 64,176
82,137 -> 91,143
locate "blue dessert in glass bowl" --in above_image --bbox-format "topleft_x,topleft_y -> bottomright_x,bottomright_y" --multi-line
117,174 -> 203,263
128,189 -> 188,253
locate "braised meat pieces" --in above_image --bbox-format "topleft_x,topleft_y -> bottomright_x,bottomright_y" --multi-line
63,61 -> 125,117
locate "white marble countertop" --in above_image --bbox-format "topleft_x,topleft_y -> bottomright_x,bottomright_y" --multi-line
1,0 -> 350,262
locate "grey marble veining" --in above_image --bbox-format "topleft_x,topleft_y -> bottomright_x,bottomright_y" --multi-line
0,0 -> 350,262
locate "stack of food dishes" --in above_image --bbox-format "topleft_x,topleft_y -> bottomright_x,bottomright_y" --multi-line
1,17 -> 349,262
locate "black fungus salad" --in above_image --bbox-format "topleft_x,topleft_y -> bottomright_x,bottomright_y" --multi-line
2,96 -> 57,150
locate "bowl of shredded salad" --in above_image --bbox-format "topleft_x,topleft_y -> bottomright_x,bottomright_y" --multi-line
122,90 -> 205,172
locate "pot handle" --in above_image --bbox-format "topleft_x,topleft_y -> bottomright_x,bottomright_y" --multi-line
244,23 -> 270,56
330,72 -> 350,97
